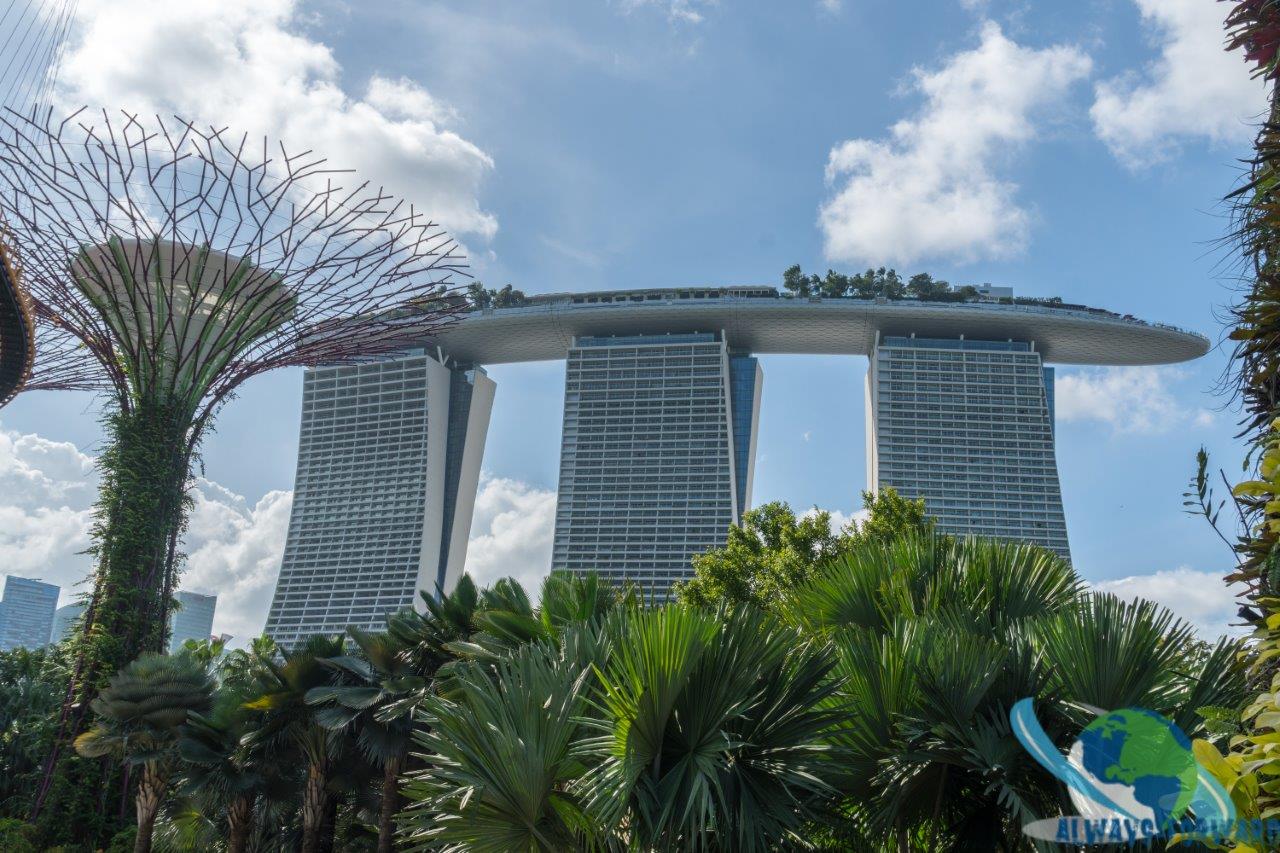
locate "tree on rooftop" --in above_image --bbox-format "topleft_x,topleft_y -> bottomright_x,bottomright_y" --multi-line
0,107 -> 467,844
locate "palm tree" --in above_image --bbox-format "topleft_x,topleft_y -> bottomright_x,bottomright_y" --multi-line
243,634 -> 353,853
582,604 -> 842,851
306,628 -> 421,853
402,597 -> 842,852
178,689 -> 282,853
398,635 -> 604,851
73,652 -> 215,853
784,533 -> 1246,850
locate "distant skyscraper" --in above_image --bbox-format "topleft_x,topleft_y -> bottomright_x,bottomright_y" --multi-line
866,335 -> 1070,559
49,601 -> 84,644
169,591 -> 217,653
551,332 -> 762,598
264,352 -> 494,646
0,577 -> 58,650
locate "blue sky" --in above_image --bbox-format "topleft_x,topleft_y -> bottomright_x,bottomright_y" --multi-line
0,0 -> 1263,639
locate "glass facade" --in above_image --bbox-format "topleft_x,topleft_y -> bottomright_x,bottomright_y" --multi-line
551,332 -> 762,599
264,354 -> 494,647
169,590 -> 217,652
0,576 -> 58,650
868,336 -> 1070,559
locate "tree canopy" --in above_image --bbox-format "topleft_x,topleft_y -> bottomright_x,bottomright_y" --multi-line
674,488 -> 932,609
466,282 -> 528,310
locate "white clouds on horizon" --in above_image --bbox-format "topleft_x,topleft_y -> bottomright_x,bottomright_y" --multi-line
1091,0 -> 1264,167
1054,366 -> 1213,433
1092,566 -> 1244,639
56,0 -> 497,240
0,425 -> 564,641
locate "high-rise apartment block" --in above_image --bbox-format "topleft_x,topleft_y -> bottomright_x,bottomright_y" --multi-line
264,352 -> 493,647
169,590 -> 218,652
551,333 -> 761,597
0,576 -> 58,650
866,335 -> 1070,558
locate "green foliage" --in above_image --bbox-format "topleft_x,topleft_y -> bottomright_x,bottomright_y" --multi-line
0,646 -> 67,817
584,605 -> 841,851
400,639 -> 599,852
0,817 -> 37,853
674,489 -> 930,609
782,264 -> 984,302
38,400 -> 197,846
75,652 -> 215,765
466,281 -> 527,310
784,533 -> 1245,848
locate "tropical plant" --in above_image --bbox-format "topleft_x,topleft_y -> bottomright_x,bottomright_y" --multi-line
583,604 -> 842,852
403,596 -> 843,852
178,684 -> 283,853
244,635 -> 355,853
307,628 -> 422,853
784,533 -> 1246,850
675,490 -> 931,610
73,652 -> 215,853
399,638 -> 601,852
0,646 -> 66,817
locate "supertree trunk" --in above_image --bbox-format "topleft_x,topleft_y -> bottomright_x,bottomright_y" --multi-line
33,400 -> 193,842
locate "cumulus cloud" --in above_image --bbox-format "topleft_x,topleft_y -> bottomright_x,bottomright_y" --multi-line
0,420 -> 571,641
0,425 -> 289,641
461,475 -> 558,598
819,22 -> 1091,266
1054,366 -> 1212,433
180,483 -> 293,643
56,0 -> 497,239
1091,0 -> 1265,167
1093,567 -> 1244,639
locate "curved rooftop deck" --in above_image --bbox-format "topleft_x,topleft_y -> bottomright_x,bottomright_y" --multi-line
427,286 -> 1209,367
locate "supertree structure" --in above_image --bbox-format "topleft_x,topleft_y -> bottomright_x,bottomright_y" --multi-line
0,107 -> 467,838
0,0 -> 78,406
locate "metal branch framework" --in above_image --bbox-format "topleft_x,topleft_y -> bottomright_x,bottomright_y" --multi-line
0,0 -> 78,406
0,106 -> 469,436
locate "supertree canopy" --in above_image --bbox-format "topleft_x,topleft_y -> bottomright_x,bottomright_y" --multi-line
0,107 -> 468,839
0,0 -> 77,407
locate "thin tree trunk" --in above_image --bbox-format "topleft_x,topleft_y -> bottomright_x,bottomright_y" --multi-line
226,793 -> 254,853
318,793 -> 338,853
300,760 -> 328,853
378,754 -> 403,853
134,763 -> 166,853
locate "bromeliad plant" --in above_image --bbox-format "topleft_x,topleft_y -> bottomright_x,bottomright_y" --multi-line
0,108 -> 467,842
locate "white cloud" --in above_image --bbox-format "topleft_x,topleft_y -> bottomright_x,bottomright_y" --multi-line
461,474 -> 558,598
819,22 -> 1091,266
817,0 -> 842,14
1054,366 -> 1212,433
1091,0 -> 1265,166
180,482 -> 293,643
1093,567 -> 1244,638
618,0 -> 717,24
0,424 -> 294,641
0,424 -> 569,641
57,0 -> 497,239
